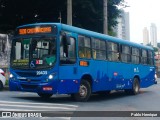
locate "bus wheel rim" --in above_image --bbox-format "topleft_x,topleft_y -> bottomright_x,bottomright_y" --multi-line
79,85 -> 87,97
135,82 -> 139,93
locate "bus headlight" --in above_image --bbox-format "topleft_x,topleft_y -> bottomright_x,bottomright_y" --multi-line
43,73 -> 56,82
48,74 -> 54,79
155,73 -> 157,79
48,73 -> 56,80
9,73 -> 14,78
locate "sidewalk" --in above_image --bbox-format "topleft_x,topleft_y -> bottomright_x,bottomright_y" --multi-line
157,78 -> 160,84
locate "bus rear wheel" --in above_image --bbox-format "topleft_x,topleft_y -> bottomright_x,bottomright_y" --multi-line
37,93 -> 53,98
125,78 -> 140,95
72,80 -> 91,102
132,78 -> 140,95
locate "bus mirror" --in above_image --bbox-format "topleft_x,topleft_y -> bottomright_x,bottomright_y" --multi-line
66,36 -> 71,45
62,35 -> 71,45
43,42 -> 47,46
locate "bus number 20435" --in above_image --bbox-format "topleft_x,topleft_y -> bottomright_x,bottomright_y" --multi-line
36,71 -> 47,75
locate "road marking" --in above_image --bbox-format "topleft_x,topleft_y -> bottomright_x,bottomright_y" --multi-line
0,103 -> 76,110
18,92 -> 36,95
51,117 -> 70,120
0,108 -> 35,111
0,100 -> 78,108
40,117 -> 71,120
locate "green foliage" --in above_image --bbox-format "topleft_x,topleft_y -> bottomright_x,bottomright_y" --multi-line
72,0 -> 103,32
73,0 -> 124,34
108,30 -> 117,36
153,47 -> 158,52
0,0 -> 124,35
157,43 -> 160,48
108,0 -> 123,32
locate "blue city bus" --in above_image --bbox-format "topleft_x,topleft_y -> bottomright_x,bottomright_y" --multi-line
9,23 -> 156,101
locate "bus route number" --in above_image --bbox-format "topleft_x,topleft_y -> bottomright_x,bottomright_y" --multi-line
37,71 -> 47,75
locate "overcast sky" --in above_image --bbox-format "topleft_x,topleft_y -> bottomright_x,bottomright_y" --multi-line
125,0 -> 160,43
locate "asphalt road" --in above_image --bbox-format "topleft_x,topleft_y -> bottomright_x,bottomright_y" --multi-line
1,79 -> 160,120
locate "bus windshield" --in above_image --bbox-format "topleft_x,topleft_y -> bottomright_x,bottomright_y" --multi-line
11,36 -> 56,69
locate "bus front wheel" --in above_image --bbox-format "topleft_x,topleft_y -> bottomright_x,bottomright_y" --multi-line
72,80 -> 91,102
37,93 -> 53,98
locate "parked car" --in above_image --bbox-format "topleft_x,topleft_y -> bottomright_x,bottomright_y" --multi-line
0,69 -> 6,90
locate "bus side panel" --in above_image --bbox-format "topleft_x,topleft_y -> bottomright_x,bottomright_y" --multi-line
58,65 -> 80,94
107,62 -> 133,90
58,60 -> 109,94
89,60 -> 109,92
107,63 -> 155,90
137,65 -> 155,88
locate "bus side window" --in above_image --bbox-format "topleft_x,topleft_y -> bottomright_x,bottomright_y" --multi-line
87,50 -> 91,58
107,42 -> 119,61
93,50 -> 96,59
117,53 -> 120,60
148,50 -> 154,65
141,49 -> 147,64
79,50 -> 85,58
92,38 -> 106,60
121,45 -> 131,63
78,35 -> 91,59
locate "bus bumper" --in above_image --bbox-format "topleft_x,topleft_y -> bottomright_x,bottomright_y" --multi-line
9,79 -> 79,94
9,80 -> 58,94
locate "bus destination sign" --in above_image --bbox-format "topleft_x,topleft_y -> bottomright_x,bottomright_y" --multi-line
18,26 -> 53,35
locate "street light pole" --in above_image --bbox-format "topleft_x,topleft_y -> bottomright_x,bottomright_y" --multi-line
103,0 -> 108,34
67,0 -> 72,25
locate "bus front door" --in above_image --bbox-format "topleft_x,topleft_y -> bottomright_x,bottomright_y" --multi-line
58,34 -> 79,94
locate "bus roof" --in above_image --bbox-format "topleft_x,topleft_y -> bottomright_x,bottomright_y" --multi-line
17,23 -> 153,51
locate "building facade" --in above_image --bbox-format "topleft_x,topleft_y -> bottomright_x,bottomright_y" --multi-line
115,10 -> 130,41
143,27 -> 149,45
150,23 -> 157,47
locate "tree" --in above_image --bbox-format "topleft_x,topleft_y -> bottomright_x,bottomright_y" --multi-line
72,0 -> 103,32
0,0 -> 124,35
108,0 -> 124,33
0,0 -> 67,33
72,0 -> 124,34
153,47 -> 158,53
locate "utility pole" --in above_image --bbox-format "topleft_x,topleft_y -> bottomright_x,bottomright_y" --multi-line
67,0 -> 72,25
103,0 -> 108,34
59,12 -> 62,23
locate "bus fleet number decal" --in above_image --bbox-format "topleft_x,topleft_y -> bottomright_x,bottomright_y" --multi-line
37,71 -> 47,75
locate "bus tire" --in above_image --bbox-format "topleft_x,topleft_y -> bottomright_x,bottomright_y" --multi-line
37,93 -> 53,98
73,80 -> 91,102
132,78 -> 140,95
125,78 -> 140,95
